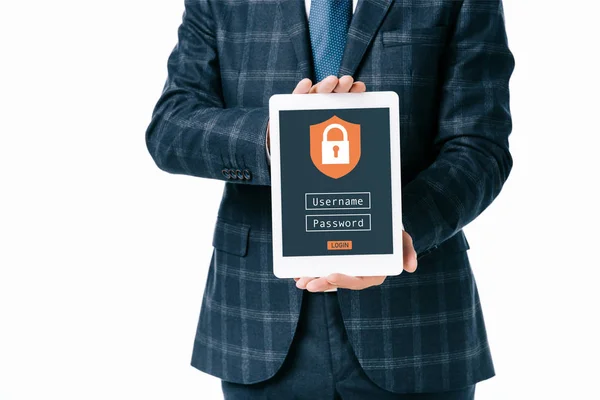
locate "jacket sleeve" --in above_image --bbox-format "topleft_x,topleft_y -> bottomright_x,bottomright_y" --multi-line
145,0 -> 271,186
402,0 -> 515,255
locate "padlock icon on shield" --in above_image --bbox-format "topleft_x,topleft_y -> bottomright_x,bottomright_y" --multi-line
321,123 -> 350,165
310,116 -> 361,179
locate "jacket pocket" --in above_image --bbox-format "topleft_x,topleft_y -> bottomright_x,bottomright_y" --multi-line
382,26 -> 448,47
211,217 -> 251,257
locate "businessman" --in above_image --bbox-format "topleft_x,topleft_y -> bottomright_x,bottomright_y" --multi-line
146,0 -> 514,398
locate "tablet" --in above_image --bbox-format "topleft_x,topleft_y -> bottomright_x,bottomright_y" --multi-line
268,92 -> 403,278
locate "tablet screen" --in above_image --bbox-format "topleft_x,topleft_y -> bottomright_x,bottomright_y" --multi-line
278,108 -> 393,257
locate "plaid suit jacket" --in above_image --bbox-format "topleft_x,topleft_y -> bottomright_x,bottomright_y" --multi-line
146,0 -> 514,393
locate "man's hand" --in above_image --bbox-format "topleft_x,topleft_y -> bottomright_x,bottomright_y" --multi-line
301,75 -> 367,94
267,76 -> 366,151
295,231 -> 418,292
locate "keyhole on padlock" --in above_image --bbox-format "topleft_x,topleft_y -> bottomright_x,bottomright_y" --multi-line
333,145 -> 340,158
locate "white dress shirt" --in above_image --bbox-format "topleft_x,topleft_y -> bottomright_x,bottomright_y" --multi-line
305,0 -> 359,17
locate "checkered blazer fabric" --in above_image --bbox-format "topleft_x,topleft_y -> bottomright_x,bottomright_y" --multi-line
145,0 -> 514,393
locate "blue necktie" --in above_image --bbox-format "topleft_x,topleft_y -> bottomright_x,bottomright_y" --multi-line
309,0 -> 353,82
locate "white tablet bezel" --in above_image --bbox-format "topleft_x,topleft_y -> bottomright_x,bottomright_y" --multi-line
268,92 -> 403,278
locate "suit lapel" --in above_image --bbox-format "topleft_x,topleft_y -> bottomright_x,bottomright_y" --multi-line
339,0 -> 393,77
279,0 -> 313,79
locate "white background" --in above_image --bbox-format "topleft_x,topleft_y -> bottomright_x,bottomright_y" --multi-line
0,1 -> 598,399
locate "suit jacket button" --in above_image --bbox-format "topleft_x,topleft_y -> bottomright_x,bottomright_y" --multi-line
222,169 -> 231,179
243,169 -> 252,180
229,169 -> 237,179
236,169 -> 244,180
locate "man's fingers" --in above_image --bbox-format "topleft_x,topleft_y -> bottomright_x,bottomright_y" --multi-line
310,75 -> 339,93
403,231 -> 418,273
404,257 -> 418,273
350,81 -> 367,93
326,273 -> 386,290
327,273 -> 362,289
295,276 -> 316,289
293,78 -> 313,94
333,75 -> 354,93
305,277 -> 336,292
295,77 -> 365,96
297,273 -> 387,291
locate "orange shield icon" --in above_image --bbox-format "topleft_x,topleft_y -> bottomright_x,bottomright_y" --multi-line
310,116 -> 361,179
